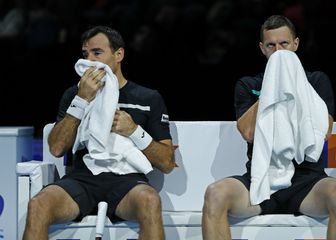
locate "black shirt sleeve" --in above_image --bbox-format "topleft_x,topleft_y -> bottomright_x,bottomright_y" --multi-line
308,71 -> 335,118
146,90 -> 171,141
234,76 -> 261,120
56,85 -> 78,122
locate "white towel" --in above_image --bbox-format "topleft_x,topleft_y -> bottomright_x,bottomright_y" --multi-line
250,50 -> 329,205
72,59 -> 153,175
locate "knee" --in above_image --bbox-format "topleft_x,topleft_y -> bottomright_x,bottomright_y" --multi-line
137,188 -> 162,212
326,186 -> 336,212
204,183 -> 229,209
204,183 -> 220,201
26,196 -> 48,223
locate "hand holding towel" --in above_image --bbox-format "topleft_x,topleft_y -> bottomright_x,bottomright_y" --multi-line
72,59 -> 153,175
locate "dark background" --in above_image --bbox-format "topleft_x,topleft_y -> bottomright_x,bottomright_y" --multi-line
1,0 -> 335,138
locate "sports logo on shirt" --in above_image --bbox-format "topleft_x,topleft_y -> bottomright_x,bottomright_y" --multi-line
161,114 -> 169,123
251,89 -> 261,96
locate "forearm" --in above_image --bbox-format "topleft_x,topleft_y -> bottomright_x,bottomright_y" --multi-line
112,111 -> 176,173
48,115 -> 81,157
143,139 -> 175,174
237,100 -> 259,143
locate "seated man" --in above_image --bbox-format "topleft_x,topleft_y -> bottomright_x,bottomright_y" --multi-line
23,26 -> 176,240
202,15 -> 336,240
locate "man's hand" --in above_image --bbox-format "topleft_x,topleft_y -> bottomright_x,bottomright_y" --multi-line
77,67 -> 106,102
112,110 -> 137,136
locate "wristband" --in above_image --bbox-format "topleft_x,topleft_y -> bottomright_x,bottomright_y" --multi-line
66,95 -> 89,120
129,125 -> 153,150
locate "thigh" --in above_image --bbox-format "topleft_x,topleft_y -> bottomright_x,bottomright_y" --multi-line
218,177 -> 261,218
300,177 -> 336,218
52,174 -> 98,221
115,183 -> 159,221
102,173 -> 149,223
34,184 -> 80,224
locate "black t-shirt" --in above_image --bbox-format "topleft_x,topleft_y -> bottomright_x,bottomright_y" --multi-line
234,71 -> 335,174
55,80 -> 171,168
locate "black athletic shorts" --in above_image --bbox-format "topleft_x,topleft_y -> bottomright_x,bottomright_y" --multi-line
230,170 -> 328,215
50,167 -> 149,223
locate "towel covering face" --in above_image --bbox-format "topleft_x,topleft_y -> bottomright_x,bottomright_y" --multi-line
250,50 -> 328,205
73,59 -> 153,175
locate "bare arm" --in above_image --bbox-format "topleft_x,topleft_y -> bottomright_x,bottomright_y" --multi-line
48,115 -> 81,157
48,67 -> 105,157
113,110 -> 175,174
236,100 -> 259,143
142,139 -> 175,174
237,101 -> 333,143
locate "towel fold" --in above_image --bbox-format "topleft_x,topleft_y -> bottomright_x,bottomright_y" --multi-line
250,50 -> 328,205
72,59 -> 153,175
73,59 -> 118,157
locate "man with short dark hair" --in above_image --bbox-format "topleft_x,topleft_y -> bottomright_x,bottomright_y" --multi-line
23,26 -> 176,240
